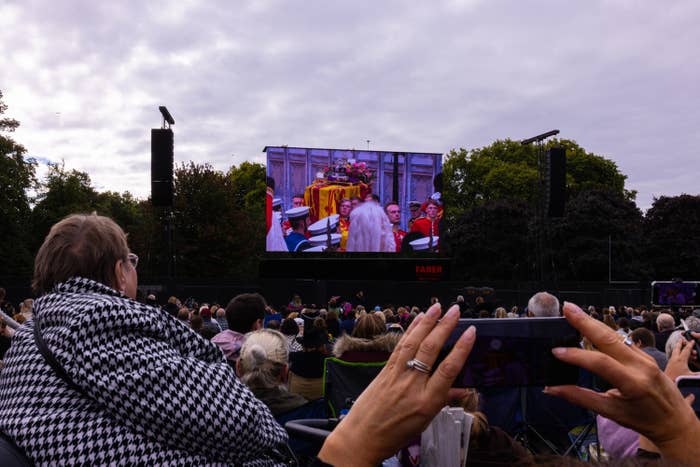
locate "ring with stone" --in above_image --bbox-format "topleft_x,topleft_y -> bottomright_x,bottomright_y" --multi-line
406,358 -> 431,374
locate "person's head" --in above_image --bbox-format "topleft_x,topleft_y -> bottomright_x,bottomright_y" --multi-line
365,193 -> 380,203
339,198 -> 352,218
177,307 -> 190,322
352,313 -> 385,339
237,329 -> 289,389
408,201 -> 421,218
32,213 -> 137,298
603,314 -> 618,331
425,199 -> 439,219
190,314 -> 203,331
527,292 -> 560,317
266,320 -> 280,330
225,293 -> 267,333
385,202 -> 401,226
657,313 -> 675,332
292,195 -> 304,208
350,196 -> 363,209
494,307 -> 507,318
280,317 -> 299,336
289,213 -> 310,233
630,328 -> 656,349
456,295 -> 465,304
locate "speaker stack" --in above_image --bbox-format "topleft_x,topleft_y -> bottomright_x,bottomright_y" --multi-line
546,147 -> 566,217
151,129 -> 174,207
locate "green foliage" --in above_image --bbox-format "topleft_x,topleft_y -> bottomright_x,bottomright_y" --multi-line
643,195 -> 700,279
167,161 -> 265,279
0,92 -> 36,278
549,190 -> 648,281
443,199 -> 534,280
443,138 -> 634,222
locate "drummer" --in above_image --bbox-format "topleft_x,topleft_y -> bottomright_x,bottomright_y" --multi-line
284,207 -> 313,252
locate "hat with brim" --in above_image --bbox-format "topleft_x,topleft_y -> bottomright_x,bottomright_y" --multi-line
308,233 -> 341,247
272,197 -> 282,208
308,215 -> 339,235
410,236 -> 439,251
408,200 -> 421,208
302,245 -> 327,252
286,206 -> 310,220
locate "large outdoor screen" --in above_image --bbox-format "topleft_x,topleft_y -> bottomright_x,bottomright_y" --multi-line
265,146 -> 443,254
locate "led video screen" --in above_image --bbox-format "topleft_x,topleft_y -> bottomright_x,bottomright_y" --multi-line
652,281 -> 699,306
265,146 -> 443,253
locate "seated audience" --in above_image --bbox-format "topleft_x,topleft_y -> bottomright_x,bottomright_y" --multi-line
238,329 -> 321,419
630,328 -> 668,370
333,313 -> 400,362
655,312 -> 676,352
527,291 -> 560,317
288,326 -> 328,400
211,292 -> 265,365
280,318 -> 303,352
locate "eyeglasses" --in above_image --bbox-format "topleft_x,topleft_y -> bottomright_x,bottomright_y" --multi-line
127,253 -> 139,269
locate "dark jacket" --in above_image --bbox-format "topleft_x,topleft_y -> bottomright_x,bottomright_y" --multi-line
0,277 -> 287,465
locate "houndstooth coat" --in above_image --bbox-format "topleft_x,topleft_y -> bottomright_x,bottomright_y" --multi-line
0,277 -> 289,465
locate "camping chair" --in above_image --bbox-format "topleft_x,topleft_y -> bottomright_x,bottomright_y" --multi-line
323,357 -> 386,417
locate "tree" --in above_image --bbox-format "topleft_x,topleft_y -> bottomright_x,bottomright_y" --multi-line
442,138 -> 635,222
0,91 -> 37,279
168,162 -> 265,279
643,195 -> 700,280
442,199 -> 534,281
549,189 -> 648,281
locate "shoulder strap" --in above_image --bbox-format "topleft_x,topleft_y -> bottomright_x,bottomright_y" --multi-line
33,315 -> 84,394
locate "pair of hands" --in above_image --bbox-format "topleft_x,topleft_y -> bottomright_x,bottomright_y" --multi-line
319,301 -> 700,466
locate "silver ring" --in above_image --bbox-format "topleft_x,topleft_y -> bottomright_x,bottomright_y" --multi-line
623,336 -> 633,347
407,358 -> 431,374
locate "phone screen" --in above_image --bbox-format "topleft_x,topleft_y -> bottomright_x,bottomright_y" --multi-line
677,377 -> 700,417
439,318 -> 580,388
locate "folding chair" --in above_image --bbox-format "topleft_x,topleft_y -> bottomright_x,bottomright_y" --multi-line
323,357 -> 385,417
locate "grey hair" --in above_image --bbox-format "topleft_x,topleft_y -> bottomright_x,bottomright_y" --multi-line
238,329 -> 289,389
527,292 -> 560,317
656,313 -> 676,332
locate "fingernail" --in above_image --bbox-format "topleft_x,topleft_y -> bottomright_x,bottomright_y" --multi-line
564,302 -> 584,316
445,307 -> 459,320
552,347 -> 567,356
461,325 -> 475,341
427,306 -> 441,319
413,312 -> 424,324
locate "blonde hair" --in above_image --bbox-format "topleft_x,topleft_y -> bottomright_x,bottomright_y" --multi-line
494,307 -> 507,318
238,329 -> 289,389
33,213 -> 130,295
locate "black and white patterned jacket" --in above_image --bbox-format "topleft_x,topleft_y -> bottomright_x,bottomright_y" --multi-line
0,277 -> 288,465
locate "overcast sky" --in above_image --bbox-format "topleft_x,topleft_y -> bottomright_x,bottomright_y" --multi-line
2,0 -> 698,210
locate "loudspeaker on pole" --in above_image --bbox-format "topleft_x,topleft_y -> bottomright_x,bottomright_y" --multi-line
546,147 -> 566,217
151,128 -> 174,207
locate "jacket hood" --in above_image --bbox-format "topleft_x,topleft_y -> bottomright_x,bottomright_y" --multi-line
332,332 -> 401,358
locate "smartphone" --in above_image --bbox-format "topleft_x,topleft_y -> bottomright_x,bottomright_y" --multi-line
681,319 -> 700,355
439,317 -> 581,388
676,375 -> 700,417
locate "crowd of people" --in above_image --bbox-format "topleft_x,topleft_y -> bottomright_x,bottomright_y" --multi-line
1,213 -> 700,466
266,178 -> 444,253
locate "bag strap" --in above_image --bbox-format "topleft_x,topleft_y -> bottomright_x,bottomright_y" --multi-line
33,314 -> 84,394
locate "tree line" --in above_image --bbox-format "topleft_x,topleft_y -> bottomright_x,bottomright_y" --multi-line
1,90 -> 698,284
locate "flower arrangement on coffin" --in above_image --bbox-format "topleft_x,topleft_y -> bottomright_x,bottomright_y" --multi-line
322,158 -> 373,184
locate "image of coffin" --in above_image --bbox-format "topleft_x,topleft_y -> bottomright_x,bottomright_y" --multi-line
409,236 -> 440,251
306,233 -> 342,250
307,214 -> 340,236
